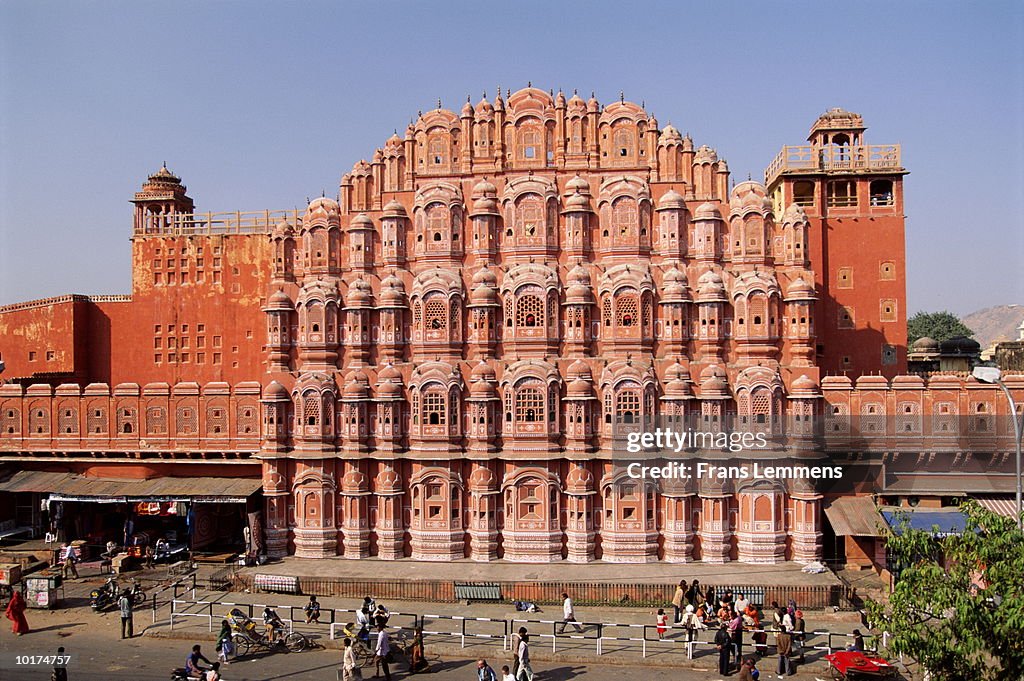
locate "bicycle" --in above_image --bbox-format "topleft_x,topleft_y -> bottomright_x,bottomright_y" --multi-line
339,623 -> 377,668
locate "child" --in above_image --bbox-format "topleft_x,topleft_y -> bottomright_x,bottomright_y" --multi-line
500,664 -> 514,681
656,608 -> 668,639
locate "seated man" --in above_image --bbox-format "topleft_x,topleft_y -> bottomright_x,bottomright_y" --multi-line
185,644 -> 211,679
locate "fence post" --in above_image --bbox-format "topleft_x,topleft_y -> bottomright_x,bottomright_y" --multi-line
552,621 -> 557,653
460,617 -> 466,649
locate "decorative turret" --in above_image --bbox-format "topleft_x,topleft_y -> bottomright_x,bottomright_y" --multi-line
132,164 -> 195,234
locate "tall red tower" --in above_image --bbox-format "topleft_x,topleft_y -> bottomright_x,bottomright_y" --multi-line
765,109 -> 907,377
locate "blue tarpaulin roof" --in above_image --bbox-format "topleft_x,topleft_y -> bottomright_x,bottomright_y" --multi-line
881,509 -> 968,536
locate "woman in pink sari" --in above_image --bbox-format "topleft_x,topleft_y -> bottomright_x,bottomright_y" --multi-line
5,590 -> 30,635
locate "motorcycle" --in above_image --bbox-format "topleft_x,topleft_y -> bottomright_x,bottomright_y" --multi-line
127,577 -> 146,606
89,576 -> 120,612
170,668 -> 204,680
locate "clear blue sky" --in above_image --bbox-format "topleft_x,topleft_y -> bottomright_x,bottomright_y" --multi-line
1,1 -> 1021,316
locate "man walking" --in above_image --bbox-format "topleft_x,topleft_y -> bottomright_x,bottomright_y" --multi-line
715,624 -> 731,676
476,659 -> 497,681
60,543 -> 79,580
340,638 -> 357,681
792,610 -> 806,663
510,626 -> 527,677
557,592 -> 583,634
118,589 -> 134,639
374,624 -> 392,681
515,633 -> 534,681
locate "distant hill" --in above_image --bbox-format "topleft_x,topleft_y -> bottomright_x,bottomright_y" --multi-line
963,305 -> 1024,348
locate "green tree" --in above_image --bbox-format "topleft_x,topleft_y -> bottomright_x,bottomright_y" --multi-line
907,311 -> 974,344
866,501 -> 1024,681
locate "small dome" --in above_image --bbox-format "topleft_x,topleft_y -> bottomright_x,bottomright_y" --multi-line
472,177 -> 497,197
657,189 -> 686,209
470,359 -> 496,381
461,99 -> 474,117
659,124 -> 683,146
565,192 -> 590,210
661,267 -> 690,301
475,95 -> 494,114
566,465 -> 594,493
785,276 -> 815,300
342,468 -> 368,492
567,359 -> 592,381
940,335 -> 980,355
568,263 -> 592,286
697,270 -> 727,300
911,336 -> 940,353
272,219 -> 294,237
699,364 -> 729,397
555,90 -> 566,107
469,466 -> 496,491
343,370 -> 369,398
783,203 -> 808,223
375,467 -> 402,494
472,264 -> 498,287
566,174 -> 591,194
349,213 -> 374,230
346,278 -> 372,306
694,202 -> 721,220
587,94 -> 600,112
306,196 -> 340,216
382,199 -> 407,217
264,380 -> 289,400
663,362 -> 693,399
790,374 -> 820,397
148,164 -> 181,183
266,288 -> 293,310
376,364 -> 404,399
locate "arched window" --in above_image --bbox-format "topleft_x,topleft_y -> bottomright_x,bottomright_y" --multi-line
422,386 -> 447,426
426,202 -> 447,246
304,394 -> 320,427
615,383 -> 642,425
424,297 -> 448,331
518,123 -> 543,161
612,197 -> 638,244
515,194 -> 545,240
516,294 -> 544,328
613,127 -> 634,162
516,382 -> 545,423
616,294 -> 639,328
428,134 -> 447,166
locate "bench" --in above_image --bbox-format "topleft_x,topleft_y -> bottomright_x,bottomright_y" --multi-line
454,582 -> 503,604
253,573 -> 299,594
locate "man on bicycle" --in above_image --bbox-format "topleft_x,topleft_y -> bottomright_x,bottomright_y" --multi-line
262,606 -> 285,644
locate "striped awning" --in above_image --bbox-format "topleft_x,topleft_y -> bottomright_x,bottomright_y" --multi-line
974,496 -> 1021,519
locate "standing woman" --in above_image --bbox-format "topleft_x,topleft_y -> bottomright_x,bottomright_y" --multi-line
670,580 -> 686,624
5,589 -> 29,635
216,619 -> 233,664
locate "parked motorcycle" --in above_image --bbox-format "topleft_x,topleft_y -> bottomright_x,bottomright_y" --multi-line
89,576 -> 120,612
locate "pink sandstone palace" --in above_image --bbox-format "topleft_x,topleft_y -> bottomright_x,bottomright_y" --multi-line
0,87 -> 1020,569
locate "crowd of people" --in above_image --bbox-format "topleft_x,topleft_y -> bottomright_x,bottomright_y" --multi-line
667,581 -> 807,678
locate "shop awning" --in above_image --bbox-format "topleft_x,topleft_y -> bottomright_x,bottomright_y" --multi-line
973,496 -> 1022,519
880,508 -> 967,536
883,473 -> 1017,495
824,496 -> 884,536
0,470 -> 261,503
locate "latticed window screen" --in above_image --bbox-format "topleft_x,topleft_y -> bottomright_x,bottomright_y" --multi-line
449,301 -> 459,332
615,387 -> 641,424
426,203 -> 447,242
860,403 -> 885,433
146,406 -> 167,434
642,298 -> 652,330
237,403 -> 258,435
117,406 -> 138,434
413,301 -> 422,326
516,195 -> 544,237
1,407 -> 19,434
516,385 -> 544,422
896,402 -> 921,433
751,389 -> 772,425
423,389 -> 447,425
176,405 -> 198,435
87,404 -> 107,434
303,396 -> 320,426
516,294 -> 544,328
58,405 -> 78,435
612,197 -> 638,238
29,407 -> 48,434
207,403 -> 228,435
519,128 -> 541,159
428,137 -> 447,166
825,403 -> 850,433
425,298 -> 447,330
616,295 -> 639,327
602,298 -> 612,326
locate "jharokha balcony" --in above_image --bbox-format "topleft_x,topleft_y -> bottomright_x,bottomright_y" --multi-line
764,144 -> 902,185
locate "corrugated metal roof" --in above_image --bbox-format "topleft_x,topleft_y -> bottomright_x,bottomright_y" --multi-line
0,470 -> 260,499
881,508 -> 967,536
824,496 -> 884,536
884,474 -> 1017,494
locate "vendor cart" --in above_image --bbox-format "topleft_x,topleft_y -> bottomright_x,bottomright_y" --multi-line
826,651 -> 898,680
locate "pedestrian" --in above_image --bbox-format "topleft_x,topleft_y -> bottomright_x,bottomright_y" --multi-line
341,638 -> 360,681
500,664 -> 514,681
216,619 -> 233,665
655,608 -> 668,639
729,612 -> 745,671
558,592 -> 583,634
515,633 -> 534,681
714,624 -> 731,676
407,627 -> 430,674
52,646 -> 69,681
681,604 -> 704,643
304,595 -> 321,624
704,586 -> 715,612
510,626 -> 527,677
687,579 -> 701,607
118,589 -> 134,639
792,610 -> 806,662
6,590 -> 29,635
671,580 -> 686,623
776,625 -> 794,677
204,661 -> 222,681
374,624 -> 392,681
60,543 -> 79,580
477,659 -> 497,681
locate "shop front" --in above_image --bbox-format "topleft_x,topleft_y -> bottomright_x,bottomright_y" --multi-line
0,470 -> 263,563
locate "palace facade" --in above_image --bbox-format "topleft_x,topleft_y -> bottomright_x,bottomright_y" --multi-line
1,88 -> 1020,566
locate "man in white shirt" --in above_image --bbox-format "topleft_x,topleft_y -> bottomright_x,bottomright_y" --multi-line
374,625 -> 391,681
516,633 -> 534,681
734,592 -> 749,615
558,592 -> 583,634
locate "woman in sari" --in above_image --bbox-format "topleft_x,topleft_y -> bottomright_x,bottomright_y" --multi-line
5,590 -> 29,635
407,627 -> 430,674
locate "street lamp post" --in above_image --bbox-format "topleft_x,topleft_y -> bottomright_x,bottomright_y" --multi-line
972,366 -> 1024,529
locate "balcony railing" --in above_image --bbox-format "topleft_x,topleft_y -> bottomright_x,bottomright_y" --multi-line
135,209 -> 303,237
764,144 -> 902,184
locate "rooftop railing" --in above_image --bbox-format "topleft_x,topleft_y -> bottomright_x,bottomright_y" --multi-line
764,144 -> 901,185
135,209 -> 303,237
